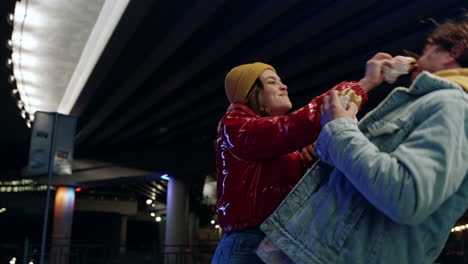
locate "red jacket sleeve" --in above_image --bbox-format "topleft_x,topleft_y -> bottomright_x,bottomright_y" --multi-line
219,81 -> 367,160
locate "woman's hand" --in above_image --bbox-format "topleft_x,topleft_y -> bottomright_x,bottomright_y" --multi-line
299,143 -> 316,168
359,52 -> 394,92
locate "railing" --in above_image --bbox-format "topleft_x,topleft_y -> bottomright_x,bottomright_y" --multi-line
0,241 -> 218,264
3,239 -> 468,264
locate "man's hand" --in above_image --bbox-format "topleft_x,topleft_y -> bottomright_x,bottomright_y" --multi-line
321,90 -> 358,127
359,52 -> 394,92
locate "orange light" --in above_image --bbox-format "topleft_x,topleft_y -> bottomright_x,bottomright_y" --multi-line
74,187 -> 82,192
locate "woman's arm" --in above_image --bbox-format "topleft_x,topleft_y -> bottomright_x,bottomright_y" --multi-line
222,82 -> 367,160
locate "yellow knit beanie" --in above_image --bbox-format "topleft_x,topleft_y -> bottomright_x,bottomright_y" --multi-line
224,62 -> 276,103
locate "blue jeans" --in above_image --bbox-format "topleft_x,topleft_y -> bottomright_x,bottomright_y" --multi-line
211,226 -> 265,264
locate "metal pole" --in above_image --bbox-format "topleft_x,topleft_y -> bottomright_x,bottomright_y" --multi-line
23,237 -> 29,264
39,113 -> 57,264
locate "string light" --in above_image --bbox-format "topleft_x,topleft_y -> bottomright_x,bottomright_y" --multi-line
451,223 -> 468,232
6,58 -> 13,68
12,52 -> 39,67
0,179 -> 34,185
6,39 -> 12,49
8,1 -> 33,129
0,185 -> 52,192
12,33 -> 38,50
17,100 -> 24,109
6,13 -> 14,25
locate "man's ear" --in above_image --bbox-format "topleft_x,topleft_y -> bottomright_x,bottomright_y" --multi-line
450,44 -> 464,60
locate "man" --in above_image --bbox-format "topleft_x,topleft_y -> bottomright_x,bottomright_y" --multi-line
258,19 -> 468,263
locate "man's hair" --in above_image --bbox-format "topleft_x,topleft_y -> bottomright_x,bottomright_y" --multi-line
427,17 -> 468,67
244,79 -> 271,117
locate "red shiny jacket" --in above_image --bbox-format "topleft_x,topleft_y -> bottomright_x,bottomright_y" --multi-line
216,82 -> 368,233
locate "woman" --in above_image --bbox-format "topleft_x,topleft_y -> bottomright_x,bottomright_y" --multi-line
211,62 -> 369,263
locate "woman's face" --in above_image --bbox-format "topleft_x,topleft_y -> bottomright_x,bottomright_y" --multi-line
259,69 -> 292,116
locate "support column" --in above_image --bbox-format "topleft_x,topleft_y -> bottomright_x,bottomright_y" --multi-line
165,177 -> 190,264
50,186 -> 75,264
119,215 -> 128,255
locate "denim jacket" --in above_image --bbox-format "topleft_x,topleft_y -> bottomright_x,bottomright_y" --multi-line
260,70 -> 468,264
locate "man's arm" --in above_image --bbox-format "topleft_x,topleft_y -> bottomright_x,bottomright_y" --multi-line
316,94 -> 467,225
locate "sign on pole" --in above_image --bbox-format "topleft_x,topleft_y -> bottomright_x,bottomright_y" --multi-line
27,112 -> 77,176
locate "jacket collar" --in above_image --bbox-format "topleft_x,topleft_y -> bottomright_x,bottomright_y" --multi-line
433,68 -> 468,93
409,68 -> 468,96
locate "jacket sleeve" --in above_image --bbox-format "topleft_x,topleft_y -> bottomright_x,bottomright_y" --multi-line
314,94 -> 468,225
223,82 -> 368,160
